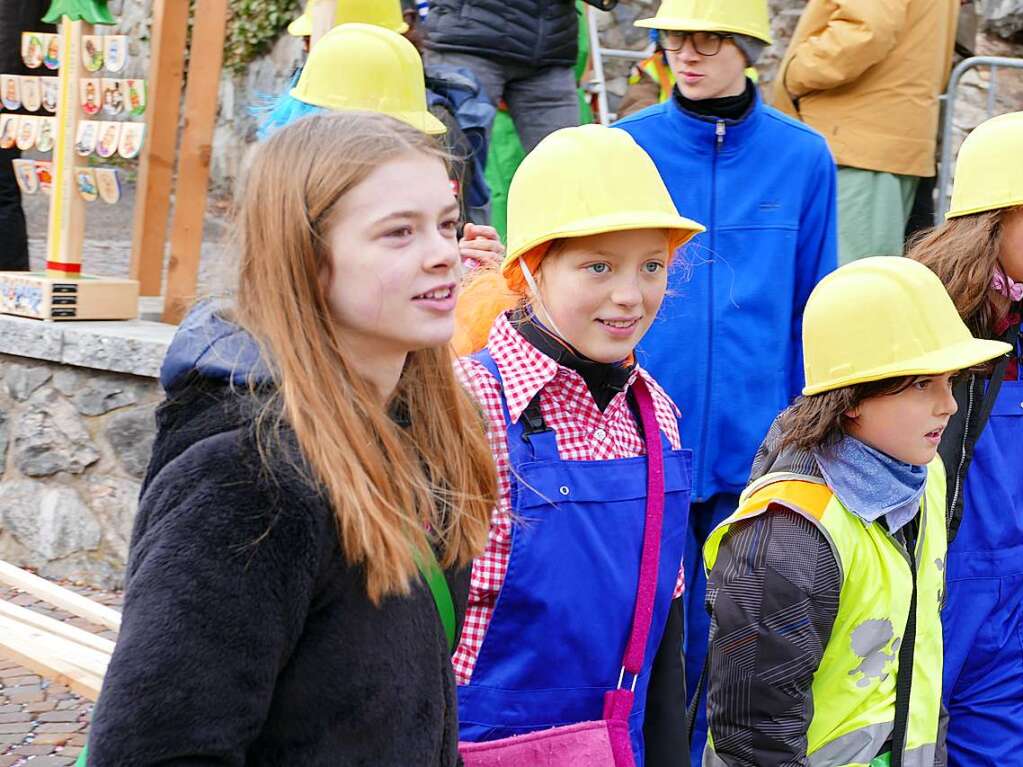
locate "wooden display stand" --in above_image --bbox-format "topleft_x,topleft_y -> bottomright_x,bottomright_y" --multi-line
0,271 -> 138,320
1,0 -> 229,324
0,4 -> 138,321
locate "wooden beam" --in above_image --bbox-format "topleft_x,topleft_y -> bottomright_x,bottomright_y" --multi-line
161,0 -> 229,324
0,599 -> 115,655
0,608 -> 109,700
0,561 -> 121,632
128,0 -> 190,297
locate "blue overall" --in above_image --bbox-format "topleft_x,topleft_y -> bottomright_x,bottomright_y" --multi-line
942,329 -> 1023,766
458,351 -> 692,765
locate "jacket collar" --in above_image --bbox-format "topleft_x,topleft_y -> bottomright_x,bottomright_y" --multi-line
665,82 -> 764,153
484,312 -> 663,424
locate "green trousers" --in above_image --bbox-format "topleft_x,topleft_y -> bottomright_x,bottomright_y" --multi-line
837,166 -> 920,265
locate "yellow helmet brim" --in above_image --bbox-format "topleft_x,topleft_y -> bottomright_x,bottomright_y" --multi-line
634,15 -> 772,44
802,337 -> 1011,395
501,211 -> 705,275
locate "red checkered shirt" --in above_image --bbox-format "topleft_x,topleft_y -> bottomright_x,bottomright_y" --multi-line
452,313 -> 687,685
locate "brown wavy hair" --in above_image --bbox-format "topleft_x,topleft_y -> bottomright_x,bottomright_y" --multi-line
234,112 -> 497,603
907,208 -> 1019,339
776,376 -> 917,451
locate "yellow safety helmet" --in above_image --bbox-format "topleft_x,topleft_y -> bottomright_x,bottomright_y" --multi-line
947,111 -> 1023,219
288,0 -> 407,37
635,0 -> 773,45
290,23 -> 445,135
502,125 -> 705,275
801,257 -> 1010,396
288,4 -> 313,37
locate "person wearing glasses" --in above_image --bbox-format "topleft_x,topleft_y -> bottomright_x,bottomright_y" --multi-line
614,1 -> 837,762
773,0 -> 959,264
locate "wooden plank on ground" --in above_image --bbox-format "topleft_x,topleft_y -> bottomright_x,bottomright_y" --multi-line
0,599 -> 116,655
0,561 -> 121,632
161,0 -> 229,324
0,611 -> 108,700
129,0 -> 190,296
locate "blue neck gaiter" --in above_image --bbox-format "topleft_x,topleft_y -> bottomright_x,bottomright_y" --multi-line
813,435 -> 928,534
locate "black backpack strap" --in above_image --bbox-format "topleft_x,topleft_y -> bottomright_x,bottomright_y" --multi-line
519,394 -> 549,441
890,516 -> 921,767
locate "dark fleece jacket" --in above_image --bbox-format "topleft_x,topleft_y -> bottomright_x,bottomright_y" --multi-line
87,304 -> 469,766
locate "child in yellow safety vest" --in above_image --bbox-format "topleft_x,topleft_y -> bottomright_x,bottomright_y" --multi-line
700,257 -> 1009,767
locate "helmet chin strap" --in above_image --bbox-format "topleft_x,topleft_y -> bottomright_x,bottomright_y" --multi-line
519,259 -> 570,342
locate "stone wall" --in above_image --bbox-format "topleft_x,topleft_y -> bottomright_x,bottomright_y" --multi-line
0,317 -> 173,588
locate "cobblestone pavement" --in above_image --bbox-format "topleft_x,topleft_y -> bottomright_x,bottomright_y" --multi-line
0,582 -> 122,766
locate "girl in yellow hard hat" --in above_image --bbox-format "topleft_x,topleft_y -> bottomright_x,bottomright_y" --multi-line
701,257 -> 1008,767
907,111 -> 1023,766
452,124 -> 705,765
84,112 -> 497,765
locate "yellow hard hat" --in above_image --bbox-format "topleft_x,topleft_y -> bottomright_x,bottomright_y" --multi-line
290,24 -> 445,135
947,111 -> 1023,219
335,0 -> 408,33
635,0 -> 773,45
502,125 -> 705,274
288,4 -> 313,36
289,0 -> 407,36
801,257 -> 1010,396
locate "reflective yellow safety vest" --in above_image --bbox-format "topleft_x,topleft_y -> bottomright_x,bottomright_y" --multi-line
627,52 -> 760,105
703,458 -> 947,767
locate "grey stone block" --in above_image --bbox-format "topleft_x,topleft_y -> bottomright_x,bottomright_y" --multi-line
0,408 -> 7,470
86,476 -> 141,560
13,389 -> 101,477
0,480 -> 101,559
4,363 -> 52,401
982,0 -> 1023,38
54,367 -> 156,415
105,404 -> 157,479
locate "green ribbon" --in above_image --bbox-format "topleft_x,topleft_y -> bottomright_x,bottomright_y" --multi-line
413,546 -> 456,654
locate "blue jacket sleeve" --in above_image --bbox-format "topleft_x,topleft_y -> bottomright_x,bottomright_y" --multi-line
789,142 -> 838,401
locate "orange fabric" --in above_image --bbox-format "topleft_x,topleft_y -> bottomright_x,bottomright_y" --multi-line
735,480 -> 834,522
453,246 -> 548,355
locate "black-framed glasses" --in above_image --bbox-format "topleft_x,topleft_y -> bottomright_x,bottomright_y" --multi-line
658,30 -> 733,56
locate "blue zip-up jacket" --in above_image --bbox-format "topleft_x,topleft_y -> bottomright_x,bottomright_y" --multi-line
615,90 -> 837,501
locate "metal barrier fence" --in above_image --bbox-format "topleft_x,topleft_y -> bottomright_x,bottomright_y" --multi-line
936,55 -> 1023,223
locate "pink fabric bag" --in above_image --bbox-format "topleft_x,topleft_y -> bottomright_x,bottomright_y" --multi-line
458,378 -> 667,767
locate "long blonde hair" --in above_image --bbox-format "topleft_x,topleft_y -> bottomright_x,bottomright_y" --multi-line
234,112 -> 497,603
908,208 -> 1019,339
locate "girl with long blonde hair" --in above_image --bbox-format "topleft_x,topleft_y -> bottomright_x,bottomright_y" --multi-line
85,112 -> 497,766
908,111 -> 1023,766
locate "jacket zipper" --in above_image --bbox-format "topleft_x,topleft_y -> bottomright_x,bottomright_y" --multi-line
696,119 -> 725,501
949,375 -> 975,530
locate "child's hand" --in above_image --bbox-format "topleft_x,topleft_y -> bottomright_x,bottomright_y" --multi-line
460,223 -> 505,271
